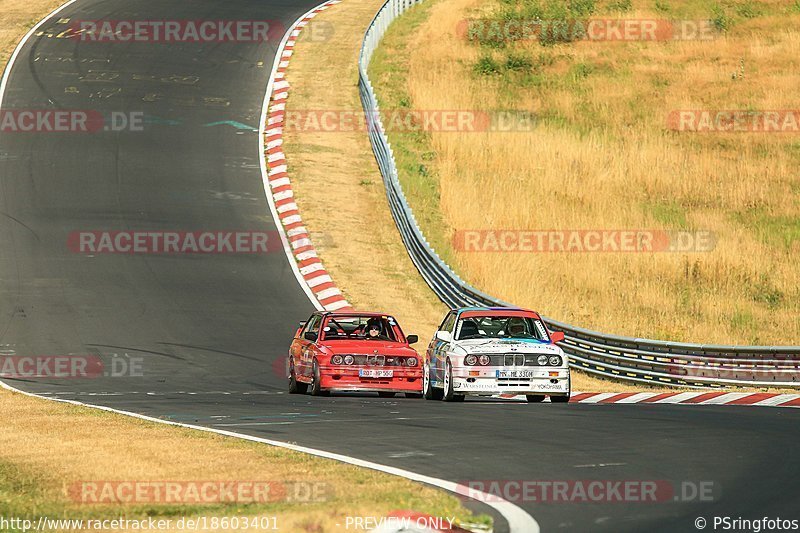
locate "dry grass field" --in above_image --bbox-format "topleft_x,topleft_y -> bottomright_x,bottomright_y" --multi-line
0,388 -> 480,531
370,0 -> 800,345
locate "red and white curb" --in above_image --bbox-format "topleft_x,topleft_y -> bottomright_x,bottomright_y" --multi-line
499,391 -> 800,408
261,0 -> 352,312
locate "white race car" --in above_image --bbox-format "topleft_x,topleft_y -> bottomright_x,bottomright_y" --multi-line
423,307 -> 570,403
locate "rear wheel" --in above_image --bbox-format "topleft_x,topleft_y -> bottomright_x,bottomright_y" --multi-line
288,358 -> 307,394
378,392 -> 396,398
443,360 -> 465,402
423,361 -> 443,400
526,395 -> 545,403
551,394 -> 570,403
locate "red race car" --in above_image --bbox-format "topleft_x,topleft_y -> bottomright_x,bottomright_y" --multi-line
288,311 -> 423,397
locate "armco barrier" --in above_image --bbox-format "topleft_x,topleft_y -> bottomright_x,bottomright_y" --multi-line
356,0 -> 800,389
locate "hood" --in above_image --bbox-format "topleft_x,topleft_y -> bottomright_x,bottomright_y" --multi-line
321,341 -> 417,356
455,338 -> 561,354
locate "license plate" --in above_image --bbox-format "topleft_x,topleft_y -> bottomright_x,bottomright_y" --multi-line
496,369 -> 535,379
359,369 -> 393,378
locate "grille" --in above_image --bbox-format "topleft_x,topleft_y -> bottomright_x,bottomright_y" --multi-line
340,354 -> 410,366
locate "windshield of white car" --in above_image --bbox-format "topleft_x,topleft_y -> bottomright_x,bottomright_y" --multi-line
455,316 -> 549,341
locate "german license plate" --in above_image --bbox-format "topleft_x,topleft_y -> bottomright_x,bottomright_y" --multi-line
359,369 -> 393,378
496,369 -> 535,379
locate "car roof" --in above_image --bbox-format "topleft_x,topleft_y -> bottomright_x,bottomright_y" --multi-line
320,311 -> 394,318
456,306 -> 542,319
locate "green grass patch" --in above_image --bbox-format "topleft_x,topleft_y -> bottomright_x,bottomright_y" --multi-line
644,199 -> 690,228
474,54 -> 502,75
729,308 -> 756,333
732,207 -> 800,251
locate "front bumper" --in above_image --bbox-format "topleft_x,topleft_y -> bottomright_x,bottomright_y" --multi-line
318,365 -> 422,393
451,367 -> 570,395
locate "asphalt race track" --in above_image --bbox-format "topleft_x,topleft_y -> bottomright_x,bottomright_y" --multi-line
1,1 -> 798,532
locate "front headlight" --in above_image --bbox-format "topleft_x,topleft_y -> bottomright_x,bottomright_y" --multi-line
344,355 -> 355,365
537,355 -> 549,366
406,357 -> 418,367
464,354 -> 478,366
478,355 -> 491,366
549,355 -> 562,366
331,355 -> 343,365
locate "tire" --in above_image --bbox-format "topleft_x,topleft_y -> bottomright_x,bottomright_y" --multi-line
378,392 -> 396,398
550,394 -> 570,403
526,395 -> 545,403
405,392 -> 423,399
443,360 -> 465,402
288,358 -> 307,394
309,359 -> 323,396
423,361 -> 443,400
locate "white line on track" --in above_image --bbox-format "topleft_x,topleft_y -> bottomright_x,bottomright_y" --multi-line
573,463 -> 627,468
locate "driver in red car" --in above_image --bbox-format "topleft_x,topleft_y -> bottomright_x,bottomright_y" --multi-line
366,317 -> 391,340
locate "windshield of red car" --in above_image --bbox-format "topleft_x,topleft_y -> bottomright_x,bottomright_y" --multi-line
321,316 -> 401,342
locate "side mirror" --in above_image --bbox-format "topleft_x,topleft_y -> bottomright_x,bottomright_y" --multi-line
304,331 -> 318,342
550,331 -> 565,343
435,330 -> 452,343
406,334 -> 419,345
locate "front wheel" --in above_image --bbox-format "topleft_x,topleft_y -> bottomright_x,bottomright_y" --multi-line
526,395 -> 545,403
309,359 -> 323,396
423,361 -> 443,400
443,360 -> 465,402
288,358 -> 307,394
550,394 -> 570,403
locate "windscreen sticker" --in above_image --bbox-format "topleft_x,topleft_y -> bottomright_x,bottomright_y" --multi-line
535,320 -> 548,340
